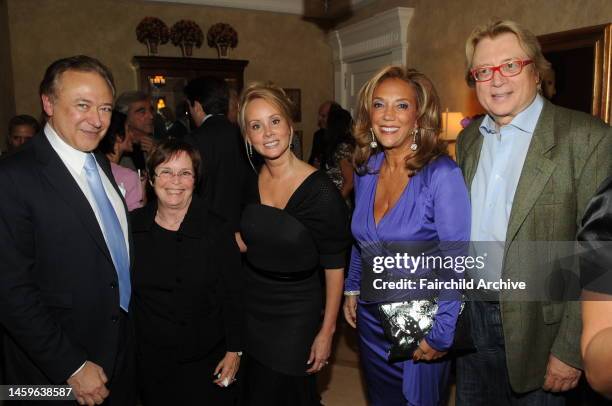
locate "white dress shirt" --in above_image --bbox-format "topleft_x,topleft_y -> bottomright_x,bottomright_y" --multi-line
470,95 -> 544,284
44,123 -> 130,261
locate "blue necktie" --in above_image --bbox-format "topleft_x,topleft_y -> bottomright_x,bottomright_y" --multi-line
84,154 -> 131,311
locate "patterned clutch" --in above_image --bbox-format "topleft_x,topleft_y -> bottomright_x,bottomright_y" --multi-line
377,299 -> 472,362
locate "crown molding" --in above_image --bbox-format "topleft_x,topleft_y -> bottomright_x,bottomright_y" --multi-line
328,7 -> 414,62
144,0 -> 373,15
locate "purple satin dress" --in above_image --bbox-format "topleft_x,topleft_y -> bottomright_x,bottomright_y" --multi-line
345,153 -> 471,406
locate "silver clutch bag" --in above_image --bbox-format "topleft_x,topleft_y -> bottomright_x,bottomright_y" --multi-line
378,299 -> 471,362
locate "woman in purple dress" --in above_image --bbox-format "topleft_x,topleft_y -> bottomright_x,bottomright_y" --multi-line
343,66 -> 471,405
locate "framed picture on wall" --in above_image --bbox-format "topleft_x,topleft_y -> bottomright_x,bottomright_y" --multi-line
538,24 -> 612,124
283,88 -> 302,122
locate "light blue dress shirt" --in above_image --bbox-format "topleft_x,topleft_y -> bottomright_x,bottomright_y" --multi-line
470,94 -> 544,282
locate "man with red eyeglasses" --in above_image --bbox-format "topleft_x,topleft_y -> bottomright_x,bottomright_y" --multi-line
455,20 -> 612,405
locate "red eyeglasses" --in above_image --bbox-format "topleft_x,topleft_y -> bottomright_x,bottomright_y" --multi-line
471,59 -> 534,82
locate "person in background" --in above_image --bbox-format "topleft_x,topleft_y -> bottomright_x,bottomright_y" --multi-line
321,105 -> 354,204
96,110 -> 144,211
455,19 -> 611,405
116,90 -> 156,171
579,175 -> 612,400
165,100 -> 191,139
131,138 -> 243,405
237,82 -> 350,405
184,76 -> 246,232
227,87 -> 239,125
5,114 -> 40,154
308,100 -> 338,167
343,65 -> 469,406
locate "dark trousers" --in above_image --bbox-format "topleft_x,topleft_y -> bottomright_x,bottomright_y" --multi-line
105,310 -> 136,406
455,301 -> 565,406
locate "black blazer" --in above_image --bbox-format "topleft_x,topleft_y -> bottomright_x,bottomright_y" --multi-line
131,197 -> 243,363
187,115 -> 246,232
0,133 -> 133,384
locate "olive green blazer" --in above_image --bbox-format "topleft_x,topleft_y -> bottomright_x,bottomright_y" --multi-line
456,99 -> 612,393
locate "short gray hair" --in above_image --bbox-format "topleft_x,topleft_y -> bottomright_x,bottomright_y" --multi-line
115,90 -> 150,114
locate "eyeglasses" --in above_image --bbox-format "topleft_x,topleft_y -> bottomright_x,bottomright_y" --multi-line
470,59 -> 533,82
154,168 -> 195,180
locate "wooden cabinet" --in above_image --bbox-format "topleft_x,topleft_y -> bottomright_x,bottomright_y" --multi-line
131,56 -> 249,118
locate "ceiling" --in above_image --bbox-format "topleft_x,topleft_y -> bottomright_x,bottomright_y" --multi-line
144,0 -> 376,19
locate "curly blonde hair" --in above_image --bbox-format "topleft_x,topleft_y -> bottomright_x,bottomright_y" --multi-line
352,65 -> 447,176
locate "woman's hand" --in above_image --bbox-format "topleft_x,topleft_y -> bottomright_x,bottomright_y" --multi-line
213,352 -> 241,387
234,232 -> 247,253
343,295 -> 358,328
306,330 -> 333,374
412,338 -> 447,362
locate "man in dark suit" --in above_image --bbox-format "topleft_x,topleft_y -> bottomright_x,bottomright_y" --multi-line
455,20 -> 612,405
307,100 -> 336,167
184,76 -> 246,231
0,55 -> 134,405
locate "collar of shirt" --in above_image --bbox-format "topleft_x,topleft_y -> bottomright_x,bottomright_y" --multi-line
479,94 -> 544,138
44,123 -> 89,173
200,113 -> 215,126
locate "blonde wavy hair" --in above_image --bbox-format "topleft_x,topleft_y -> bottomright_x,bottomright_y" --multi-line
352,65 -> 447,176
465,19 -> 551,87
237,81 -> 294,138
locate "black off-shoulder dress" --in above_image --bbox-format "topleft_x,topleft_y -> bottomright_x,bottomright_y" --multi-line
240,171 -> 351,405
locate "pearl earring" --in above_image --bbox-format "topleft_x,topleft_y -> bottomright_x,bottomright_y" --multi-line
369,128 -> 378,149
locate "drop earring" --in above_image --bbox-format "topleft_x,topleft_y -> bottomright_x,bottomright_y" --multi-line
369,128 -> 378,149
246,140 -> 253,158
410,128 -> 419,151
244,139 -> 257,172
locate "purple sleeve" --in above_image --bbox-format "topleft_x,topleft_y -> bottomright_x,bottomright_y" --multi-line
425,163 -> 471,351
344,244 -> 362,293
344,171 -> 362,293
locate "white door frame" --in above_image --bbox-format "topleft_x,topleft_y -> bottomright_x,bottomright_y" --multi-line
328,7 -> 414,109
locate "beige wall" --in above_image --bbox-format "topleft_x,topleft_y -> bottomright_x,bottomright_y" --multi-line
0,0 -> 15,151
5,0 -> 333,155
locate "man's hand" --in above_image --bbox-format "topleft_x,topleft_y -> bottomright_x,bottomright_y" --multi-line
542,354 -> 582,392
139,135 -> 155,154
67,361 -> 109,405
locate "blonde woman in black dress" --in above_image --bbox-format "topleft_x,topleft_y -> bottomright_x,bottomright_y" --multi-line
236,83 -> 351,405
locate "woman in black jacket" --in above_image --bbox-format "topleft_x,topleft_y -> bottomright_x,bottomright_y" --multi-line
131,138 -> 243,405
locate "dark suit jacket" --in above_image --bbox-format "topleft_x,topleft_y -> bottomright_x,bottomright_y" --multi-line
456,99 -> 612,393
131,197 -> 243,369
0,133 -> 133,385
187,115 -> 246,232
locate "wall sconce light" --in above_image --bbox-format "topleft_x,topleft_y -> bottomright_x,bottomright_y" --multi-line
149,75 -> 166,87
441,109 -> 464,141
156,97 -> 166,110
